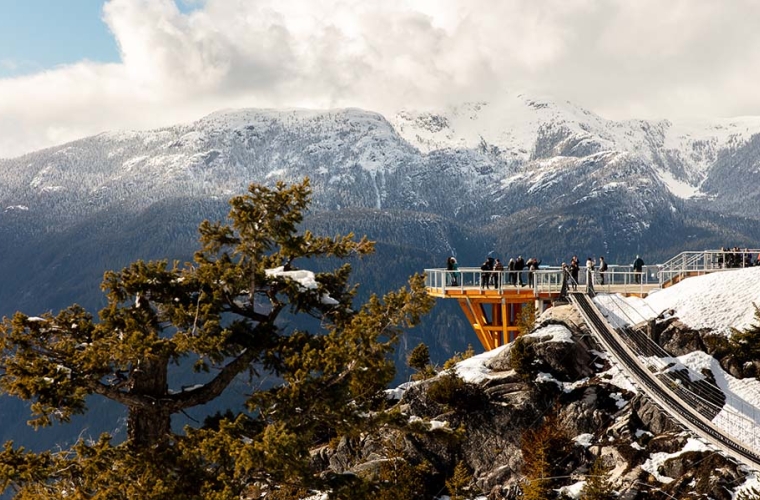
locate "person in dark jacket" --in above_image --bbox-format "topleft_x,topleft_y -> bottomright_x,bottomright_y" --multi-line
508,258 -> 516,286
632,255 -> 644,283
446,256 -> 459,286
480,257 -> 494,288
569,256 -> 579,291
514,256 -> 525,286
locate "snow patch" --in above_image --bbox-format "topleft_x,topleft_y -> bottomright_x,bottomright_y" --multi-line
654,167 -> 700,199
265,266 -> 339,305
641,438 -> 711,484
454,345 -> 509,383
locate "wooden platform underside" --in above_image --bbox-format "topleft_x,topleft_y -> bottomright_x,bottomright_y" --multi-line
429,285 -> 658,350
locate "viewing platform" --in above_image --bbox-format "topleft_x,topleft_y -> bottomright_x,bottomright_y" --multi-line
424,249 -> 759,350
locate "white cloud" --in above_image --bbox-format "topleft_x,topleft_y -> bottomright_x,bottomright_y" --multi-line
3,0 -> 760,158
1,59 -> 19,71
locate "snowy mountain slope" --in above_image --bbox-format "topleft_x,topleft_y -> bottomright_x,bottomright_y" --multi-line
0,108 -> 420,217
0,102 -> 758,264
2,102 -> 760,305
595,266 -> 760,338
4,96 -> 759,224
392,92 -> 760,201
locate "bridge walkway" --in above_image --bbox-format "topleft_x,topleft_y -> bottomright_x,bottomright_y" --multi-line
569,292 -> 760,470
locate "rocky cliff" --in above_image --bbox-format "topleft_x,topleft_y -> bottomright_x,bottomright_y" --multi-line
315,303 -> 759,499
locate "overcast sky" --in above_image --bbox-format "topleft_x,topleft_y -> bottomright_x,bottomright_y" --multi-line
2,0 -> 760,159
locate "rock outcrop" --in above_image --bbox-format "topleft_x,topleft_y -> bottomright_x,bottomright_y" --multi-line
316,304 -> 754,499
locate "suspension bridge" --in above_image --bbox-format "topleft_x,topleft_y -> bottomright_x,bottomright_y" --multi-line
425,249 -> 760,469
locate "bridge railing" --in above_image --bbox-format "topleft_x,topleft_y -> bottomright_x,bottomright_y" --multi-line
596,292 -> 760,462
427,250 -> 760,294
574,293 -> 760,468
425,265 -> 661,295
659,250 -> 760,285
424,267 -> 542,294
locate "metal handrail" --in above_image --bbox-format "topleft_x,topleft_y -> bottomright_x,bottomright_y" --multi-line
424,265 -> 660,295
659,250 -> 760,285
427,250 -> 760,294
571,293 -> 760,469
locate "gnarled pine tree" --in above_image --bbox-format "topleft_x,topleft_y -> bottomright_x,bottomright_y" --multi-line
0,179 -> 434,499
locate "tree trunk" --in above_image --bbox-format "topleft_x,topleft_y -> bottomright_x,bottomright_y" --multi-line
127,355 -> 171,449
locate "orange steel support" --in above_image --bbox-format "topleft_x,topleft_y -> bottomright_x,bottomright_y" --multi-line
427,267 -> 660,351
456,296 -> 542,351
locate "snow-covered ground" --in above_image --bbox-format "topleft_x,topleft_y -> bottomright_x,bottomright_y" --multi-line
596,266 -> 760,334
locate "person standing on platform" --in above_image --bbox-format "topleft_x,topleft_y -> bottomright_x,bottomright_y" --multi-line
493,258 -> 504,288
480,256 -> 494,289
508,258 -> 516,286
569,256 -> 579,291
560,262 -> 570,297
446,256 -> 459,286
585,257 -> 595,294
527,257 -> 541,287
632,254 -> 645,284
598,256 -> 608,285
515,255 -> 525,286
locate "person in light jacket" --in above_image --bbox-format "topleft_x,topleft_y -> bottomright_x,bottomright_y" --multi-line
598,256 -> 608,285
508,258 -> 516,286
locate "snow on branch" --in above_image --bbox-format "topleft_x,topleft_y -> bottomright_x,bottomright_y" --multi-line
265,266 -> 339,305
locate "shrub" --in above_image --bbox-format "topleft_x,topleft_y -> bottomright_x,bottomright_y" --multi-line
510,336 -> 536,381
443,344 -> 476,370
409,343 -> 437,381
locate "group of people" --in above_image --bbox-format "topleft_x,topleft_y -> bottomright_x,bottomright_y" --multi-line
561,254 -> 640,290
446,253 -> 651,290
446,255 -> 542,288
717,247 -> 760,268
445,247 -> 760,291
560,255 -> 609,293
477,255 -> 543,288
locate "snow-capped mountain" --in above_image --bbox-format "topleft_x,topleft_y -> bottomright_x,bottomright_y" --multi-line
2,98 -> 760,322
3,96 -> 759,239
393,93 -> 760,199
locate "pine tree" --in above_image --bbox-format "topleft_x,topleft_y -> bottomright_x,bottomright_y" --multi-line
517,301 -> 536,338
374,436 -> 431,500
510,336 -> 535,381
520,409 -> 572,500
579,454 -> 614,500
446,460 -> 474,500
0,179 -> 435,499
730,303 -> 760,364
408,342 -> 435,380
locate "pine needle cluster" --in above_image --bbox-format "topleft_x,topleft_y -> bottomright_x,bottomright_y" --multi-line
408,342 -> 437,380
